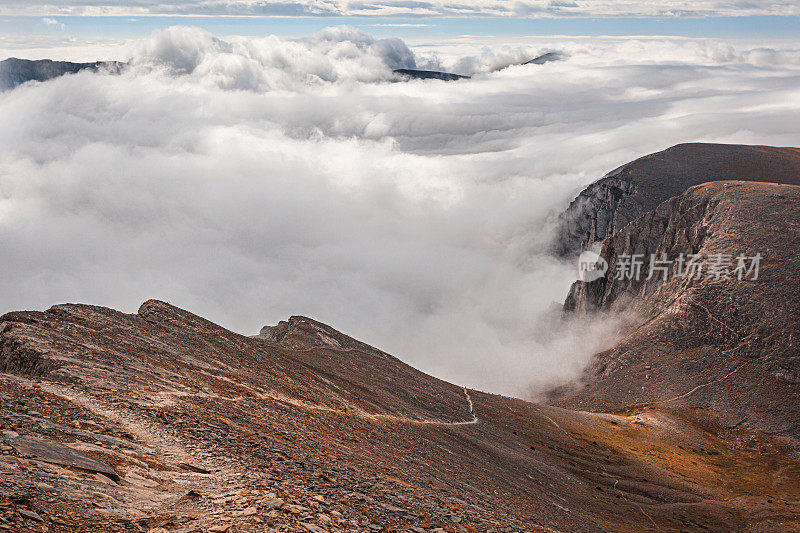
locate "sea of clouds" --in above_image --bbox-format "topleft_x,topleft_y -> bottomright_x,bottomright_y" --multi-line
2,26 -> 800,396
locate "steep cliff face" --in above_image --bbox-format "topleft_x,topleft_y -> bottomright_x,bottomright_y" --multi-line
554,174 -> 638,256
553,181 -> 800,440
563,181 -> 713,313
553,143 -> 800,257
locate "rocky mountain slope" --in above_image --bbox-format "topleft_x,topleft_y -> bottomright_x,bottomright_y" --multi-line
0,58 -> 123,91
554,181 -> 800,441
3,299 -> 799,531
522,52 -> 563,65
392,52 -> 563,80
391,69 -> 469,81
552,143 -> 800,257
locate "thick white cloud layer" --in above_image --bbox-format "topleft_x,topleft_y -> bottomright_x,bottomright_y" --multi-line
2,27 -> 800,396
129,26 -> 417,89
3,0 -> 800,17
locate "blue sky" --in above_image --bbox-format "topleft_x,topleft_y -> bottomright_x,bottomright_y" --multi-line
2,15 -> 800,43
3,0 -> 800,18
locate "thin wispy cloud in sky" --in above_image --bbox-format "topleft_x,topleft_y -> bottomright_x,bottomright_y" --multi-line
371,24 -> 435,27
3,0 -> 800,17
40,17 -> 66,30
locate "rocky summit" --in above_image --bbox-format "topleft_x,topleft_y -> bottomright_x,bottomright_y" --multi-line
552,143 -> 800,257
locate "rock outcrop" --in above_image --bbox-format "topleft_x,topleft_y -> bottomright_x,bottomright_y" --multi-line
258,315 -> 385,354
553,181 -> 800,441
552,143 -> 800,257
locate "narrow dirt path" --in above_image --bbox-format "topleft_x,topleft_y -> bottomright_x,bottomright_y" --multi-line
659,361 -> 751,403
146,382 -> 479,427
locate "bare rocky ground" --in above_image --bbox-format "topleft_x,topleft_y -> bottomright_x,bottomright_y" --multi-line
1,293 -> 799,532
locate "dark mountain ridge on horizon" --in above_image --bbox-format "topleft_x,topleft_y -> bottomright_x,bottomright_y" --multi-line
391,68 -> 470,81
1,51 -> 563,91
392,51 -> 564,81
0,57 -> 124,92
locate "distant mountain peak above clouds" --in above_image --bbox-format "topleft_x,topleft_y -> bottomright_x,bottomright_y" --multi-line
523,51 -> 564,65
391,68 -> 470,81
1,42 -> 565,93
0,57 -> 123,91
